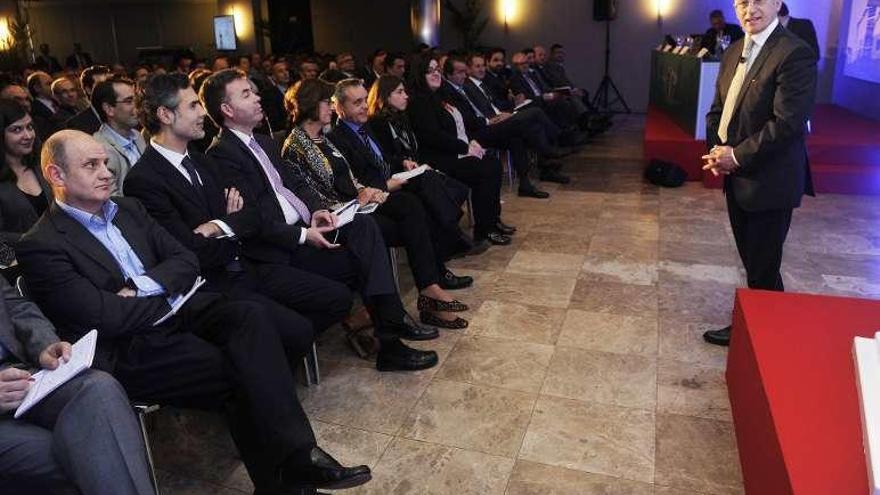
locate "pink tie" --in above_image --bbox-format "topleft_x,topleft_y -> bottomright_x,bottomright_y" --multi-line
248,137 -> 311,224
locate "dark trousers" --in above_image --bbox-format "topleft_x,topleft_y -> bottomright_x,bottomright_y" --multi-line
431,155 -> 503,239
288,214 -> 406,340
374,191 -> 441,290
726,190 -> 793,291
214,262 -> 352,336
112,295 -> 316,492
0,370 -> 153,495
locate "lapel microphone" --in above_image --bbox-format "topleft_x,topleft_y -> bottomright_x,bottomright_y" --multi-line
739,56 -> 747,64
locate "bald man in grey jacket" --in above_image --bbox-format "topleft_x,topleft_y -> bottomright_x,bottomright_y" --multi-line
0,276 -> 154,494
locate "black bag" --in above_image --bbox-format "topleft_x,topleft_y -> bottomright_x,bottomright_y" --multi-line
644,159 -> 687,187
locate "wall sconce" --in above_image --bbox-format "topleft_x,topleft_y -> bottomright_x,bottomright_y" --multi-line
655,0 -> 672,28
226,4 -> 250,40
499,0 -> 519,34
0,17 -> 10,51
411,0 -> 440,46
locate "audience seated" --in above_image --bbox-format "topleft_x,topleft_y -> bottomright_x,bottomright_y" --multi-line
17,129 -> 372,493
365,75 -> 487,258
124,73 -> 346,353
0,83 -> 32,113
66,43 -> 94,71
66,65 -> 111,134
35,43 -> 63,74
384,52 -> 407,79
359,49 -> 387,89
263,61 -> 291,139
91,77 -> 145,196
200,69 -> 440,371
0,276 -> 155,494
0,101 -> 50,257
25,71 -> 60,142
406,56 -> 512,246
284,78 -> 471,329
51,78 -> 80,123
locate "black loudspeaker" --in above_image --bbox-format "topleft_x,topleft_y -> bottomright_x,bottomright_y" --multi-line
593,0 -> 617,21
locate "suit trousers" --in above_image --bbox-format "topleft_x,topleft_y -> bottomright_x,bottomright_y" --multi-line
373,191 -> 441,290
111,296 -> 317,492
288,215 -> 406,341
430,155 -> 503,239
0,369 -> 154,495
726,188 -> 793,291
215,262 -> 352,337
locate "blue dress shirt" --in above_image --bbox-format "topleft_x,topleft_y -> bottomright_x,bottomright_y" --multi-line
56,200 -> 168,299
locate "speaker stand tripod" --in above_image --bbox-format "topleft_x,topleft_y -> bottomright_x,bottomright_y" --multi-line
592,19 -> 631,114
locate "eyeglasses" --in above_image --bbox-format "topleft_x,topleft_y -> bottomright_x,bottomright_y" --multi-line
424,66 -> 440,75
734,0 -> 770,10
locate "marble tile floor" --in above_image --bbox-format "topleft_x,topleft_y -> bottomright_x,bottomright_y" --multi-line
151,115 -> 880,494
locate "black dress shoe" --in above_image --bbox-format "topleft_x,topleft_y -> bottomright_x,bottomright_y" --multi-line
518,186 -> 550,199
482,231 -> 512,245
376,340 -> 439,371
703,326 -> 731,346
497,220 -> 517,233
539,169 -> 571,184
439,269 -> 474,290
280,446 -> 372,490
400,313 -> 439,341
543,147 -> 571,159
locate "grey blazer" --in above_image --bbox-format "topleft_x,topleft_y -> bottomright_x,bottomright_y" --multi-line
0,276 -> 59,367
93,125 -> 147,197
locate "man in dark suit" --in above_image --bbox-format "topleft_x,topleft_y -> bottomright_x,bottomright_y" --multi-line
65,65 -> 111,135
35,43 -> 62,74
65,43 -> 93,71
199,69 -> 439,371
125,73 -> 348,350
509,51 -> 584,134
17,129 -> 372,492
702,9 -> 746,56
0,276 -> 154,494
261,61 -> 291,140
25,71 -> 60,142
51,77 -> 79,123
779,2 -> 820,59
701,0 -> 817,346
485,48 -> 514,110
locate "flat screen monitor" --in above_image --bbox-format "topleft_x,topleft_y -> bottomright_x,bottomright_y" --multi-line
214,15 -> 237,51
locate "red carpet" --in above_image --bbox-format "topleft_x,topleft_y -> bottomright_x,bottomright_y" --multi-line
643,104 -> 880,194
728,289 -> 880,494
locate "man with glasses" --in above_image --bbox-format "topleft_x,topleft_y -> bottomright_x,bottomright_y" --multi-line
92,77 -> 146,195
702,0 -> 817,346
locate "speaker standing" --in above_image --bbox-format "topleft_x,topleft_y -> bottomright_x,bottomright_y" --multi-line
701,0 -> 817,347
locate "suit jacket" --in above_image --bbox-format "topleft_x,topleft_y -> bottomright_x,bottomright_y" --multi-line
30,99 -> 59,142
482,70 -> 513,112
205,129 -> 323,265
440,82 -> 489,139
508,71 -> 542,100
326,121 -> 392,190
16,197 -> 201,370
367,114 -> 419,169
786,17 -> 820,59
541,62 -> 574,89
65,52 -> 93,70
0,276 -> 59,368
463,79 -> 501,119
702,23 -> 746,54
706,24 -> 817,212
65,106 -> 101,135
406,90 -> 470,164
123,145 -> 261,279
260,80 -> 288,136
93,125 -> 147,196
0,174 -> 53,246
35,54 -> 63,74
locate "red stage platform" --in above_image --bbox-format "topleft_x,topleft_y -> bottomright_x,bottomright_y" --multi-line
727,289 -> 880,494
643,104 -> 880,195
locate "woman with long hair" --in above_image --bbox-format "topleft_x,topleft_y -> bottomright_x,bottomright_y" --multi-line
0,99 -> 50,265
281,79 -> 470,330
404,55 -> 513,246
